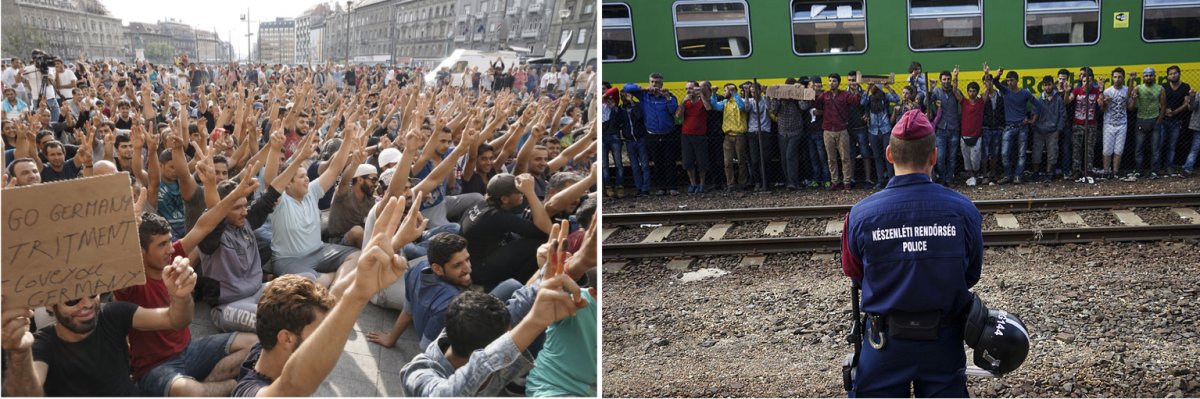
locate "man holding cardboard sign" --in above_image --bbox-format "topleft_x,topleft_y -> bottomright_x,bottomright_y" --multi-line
1,256 -> 196,396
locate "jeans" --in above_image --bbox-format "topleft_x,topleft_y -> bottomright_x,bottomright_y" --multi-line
603,138 -> 624,188
403,224 -> 462,259
935,128 -> 960,182
137,333 -> 236,396
1183,129 -> 1200,173
626,138 -> 650,192
868,133 -> 893,183
1031,128 -> 1059,172
807,133 -> 830,183
779,133 -> 804,188
1161,120 -> 1183,170
1135,118 -> 1162,172
746,131 -> 773,186
646,133 -> 679,190
1001,125 -> 1029,178
981,127 -> 1003,162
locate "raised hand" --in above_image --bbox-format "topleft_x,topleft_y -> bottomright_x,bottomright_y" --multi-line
393,191 -> 427,247
351,197 -> 409,298
162,256 -> 197,300
515,173 -> 535,196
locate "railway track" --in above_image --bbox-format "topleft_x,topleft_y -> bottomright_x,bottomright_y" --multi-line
602,193 -> 1200,260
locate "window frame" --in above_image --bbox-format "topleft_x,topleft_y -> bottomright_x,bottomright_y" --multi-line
671,0 -> 754,60
906,0 -> 985,52
1023,0 -> 1102,47
601,2 -> 636,63
789,0 -> 869,57
1141,0 -> 1200,43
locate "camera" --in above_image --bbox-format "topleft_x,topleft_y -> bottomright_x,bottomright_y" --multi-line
30,49 -> 54,74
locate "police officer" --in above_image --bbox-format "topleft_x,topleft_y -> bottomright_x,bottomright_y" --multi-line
840,109 -> 983,397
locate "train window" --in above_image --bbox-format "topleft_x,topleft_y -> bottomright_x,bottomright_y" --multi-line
791,0 -> 867,55
673,1 -> 752,59
907,0 -> 983,51
1143,0 -> 1200,42
603,3 -> 636,62
1025,0 -> 1100,46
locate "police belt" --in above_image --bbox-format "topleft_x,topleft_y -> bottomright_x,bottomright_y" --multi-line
866,311 -> 963,349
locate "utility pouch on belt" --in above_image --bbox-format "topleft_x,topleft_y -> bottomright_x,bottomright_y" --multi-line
886,311 -> 941,341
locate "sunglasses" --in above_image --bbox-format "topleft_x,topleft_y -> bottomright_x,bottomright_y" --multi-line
63,294 -> 99,307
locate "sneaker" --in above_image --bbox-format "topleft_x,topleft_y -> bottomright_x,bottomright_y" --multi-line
1149,172 -> 1160,180
687,185 -> 696,194
827,183 -> 842,191
967,177 -> 978,186
654,189 -> 666,196
823,181 -> 832,188
1013,176 -> 1022,184
997,176 -> 1012,185
1120,173 -> 1138,182
668,189 -> 681,195
1183,170 -> 1193,178
808,181 -> 820,188
697,185 -> 706,193
843,183 -> 852,192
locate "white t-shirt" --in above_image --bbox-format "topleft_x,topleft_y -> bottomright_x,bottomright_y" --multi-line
541,72 -> 557,88
21,65 -> 56,102
1103,86 -> 1129,126
2,67 -> 18,88
57,69 -> 77,99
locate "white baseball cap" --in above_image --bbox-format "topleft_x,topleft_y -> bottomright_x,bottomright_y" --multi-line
378,148 -> 401,167
353,163 -> 378,179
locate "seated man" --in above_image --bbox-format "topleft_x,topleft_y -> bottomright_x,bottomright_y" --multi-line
269,125 -> 363,287
232,196 -> 412,397
411,125 -> 484,228
325,162 -> 377,248
119,181 -> 259,396
461,173 -> 552,290
197,156 -> 304,332
1,257 -> 199,396
399,270 -> 588,396
365,233 -> 523,350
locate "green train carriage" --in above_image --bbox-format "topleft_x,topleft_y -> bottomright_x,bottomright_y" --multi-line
601,0 -> 1200,93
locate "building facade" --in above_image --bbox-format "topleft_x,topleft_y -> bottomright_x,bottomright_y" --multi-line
546,0 -> 595,66
349,0 -> 397,64
257,17 -> 296,65
452,0 -> 552,56
295,3 -> 332,65
1,0 -> 125,60
393,0 -> 455,66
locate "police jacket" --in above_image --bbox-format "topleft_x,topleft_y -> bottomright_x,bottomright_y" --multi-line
841,173 -> 983,317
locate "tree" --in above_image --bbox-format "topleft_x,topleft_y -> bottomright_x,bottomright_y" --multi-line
2,20 -> 50,60
145,42 -> 174,65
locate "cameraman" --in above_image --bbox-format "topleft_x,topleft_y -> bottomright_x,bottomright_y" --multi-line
20,50 -> 60,124
53,58 -> 79,115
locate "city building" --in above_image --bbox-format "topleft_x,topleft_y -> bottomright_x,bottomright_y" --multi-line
258,17 -> 296,65
296,3 -> 332,65
323,2 -> 351,64
1,0 -> 125,60
349,0 -> 397,64
545,0 -> 595,67
393,0 -> 456,67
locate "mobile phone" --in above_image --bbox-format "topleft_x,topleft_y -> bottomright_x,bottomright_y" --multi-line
554,130 -> 566,140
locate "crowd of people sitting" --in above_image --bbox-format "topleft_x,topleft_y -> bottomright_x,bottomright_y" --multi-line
1,50 -> 598,397
602,62 -> 1199,197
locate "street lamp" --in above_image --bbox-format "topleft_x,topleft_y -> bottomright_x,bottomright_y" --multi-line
345,1 -> 354,65
240,10 -> 255,63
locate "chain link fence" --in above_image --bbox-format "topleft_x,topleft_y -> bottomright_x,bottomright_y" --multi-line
603,67 -> 1200,196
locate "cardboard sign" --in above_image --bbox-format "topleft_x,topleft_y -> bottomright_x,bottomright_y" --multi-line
766,85 -> 816,100
2,173 -> 145,309
857,72 -> 895,85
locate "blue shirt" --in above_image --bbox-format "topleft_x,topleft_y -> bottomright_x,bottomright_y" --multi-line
996,84 -> 1045,125
842,173 -> 982,316
404,258 -> 461,350
156,179 -> 187,239
624,84 -> 679,134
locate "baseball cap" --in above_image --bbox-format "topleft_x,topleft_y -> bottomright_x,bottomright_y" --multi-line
1143,67 -> 1155,75
378,148 -> 401,167
604,87 -> 619,100
353,163 -> 377,179
891,109 -> 934,140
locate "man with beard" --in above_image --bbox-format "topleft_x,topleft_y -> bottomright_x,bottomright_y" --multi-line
327,160 -> 378,248
461,173 -> 552,290
1,257 -> 199,396
412,126 -> 484,229
39,140 -> 85,182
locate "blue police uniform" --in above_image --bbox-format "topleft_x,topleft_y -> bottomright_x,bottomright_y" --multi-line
841,172 -> 983,397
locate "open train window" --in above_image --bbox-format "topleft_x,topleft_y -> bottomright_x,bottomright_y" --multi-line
791,0 -> 867,56
1143,0 -> 1200,42
673,1 -> 752,59
1025,0 -> 1100,47
602,3 -> 636,62
907,0 -> 983,51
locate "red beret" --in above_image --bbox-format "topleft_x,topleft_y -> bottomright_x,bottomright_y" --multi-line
891,109 -> 934,140
604,87 -> 620,100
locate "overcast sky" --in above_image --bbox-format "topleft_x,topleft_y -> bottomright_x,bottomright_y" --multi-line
103,0 -> 344,60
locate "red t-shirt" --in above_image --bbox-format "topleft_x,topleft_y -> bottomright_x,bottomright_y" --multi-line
960,97 -> 984,138
114,240 -> 190,380
681,98 -> 708,136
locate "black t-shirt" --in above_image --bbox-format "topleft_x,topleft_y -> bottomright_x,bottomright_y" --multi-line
41,158 -> 81,183
31,301 -> 140,397
1164,82 -> 1192,122
233,343 -> 271,397
461,204 -> 548,268
460,170 -> 495,196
